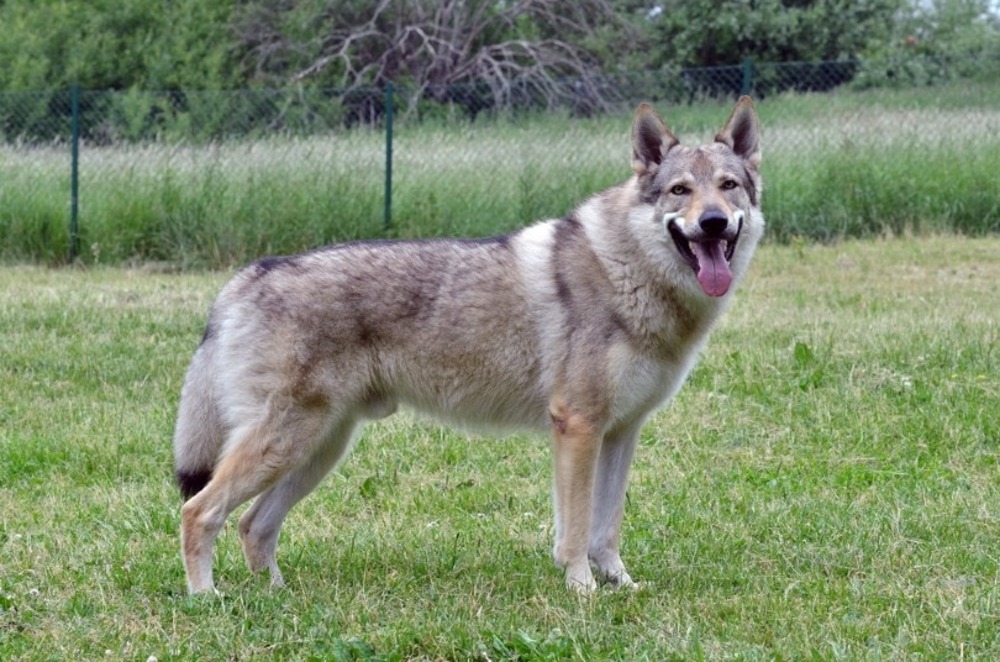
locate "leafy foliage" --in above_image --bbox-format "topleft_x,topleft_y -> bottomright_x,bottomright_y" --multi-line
854,0 -> 1000,87
637,0 -> 903,68
1,0 -> 997,95
0,0 -> 243,91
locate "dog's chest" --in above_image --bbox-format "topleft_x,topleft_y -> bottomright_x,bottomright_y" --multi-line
608,341 -> 700,425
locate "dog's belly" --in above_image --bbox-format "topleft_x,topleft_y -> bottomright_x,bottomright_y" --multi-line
391,368 -> 551,432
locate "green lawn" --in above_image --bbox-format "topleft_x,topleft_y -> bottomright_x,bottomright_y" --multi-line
1,237 -> 997,659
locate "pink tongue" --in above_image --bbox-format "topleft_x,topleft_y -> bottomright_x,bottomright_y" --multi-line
690,241 -> 732,297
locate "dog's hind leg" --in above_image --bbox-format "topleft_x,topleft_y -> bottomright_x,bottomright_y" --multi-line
180,405 -> 330,594
238,414 -> 360,587
588,418 -> 642,588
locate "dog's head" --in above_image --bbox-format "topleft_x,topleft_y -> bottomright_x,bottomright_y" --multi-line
631,97 -> 763,298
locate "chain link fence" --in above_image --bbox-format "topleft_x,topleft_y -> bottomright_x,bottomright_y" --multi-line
1,54 -> 998,266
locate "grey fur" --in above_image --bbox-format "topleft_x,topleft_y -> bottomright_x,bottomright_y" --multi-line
174,98 -> 764,594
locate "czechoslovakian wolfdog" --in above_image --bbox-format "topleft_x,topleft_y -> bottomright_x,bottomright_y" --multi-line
174,97 -> 764,594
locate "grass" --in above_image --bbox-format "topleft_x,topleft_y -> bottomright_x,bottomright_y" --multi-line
1,82 -> 998,266
0,236 -> 997,659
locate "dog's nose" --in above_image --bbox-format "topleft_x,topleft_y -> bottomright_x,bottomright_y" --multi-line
698,211 -> 729,237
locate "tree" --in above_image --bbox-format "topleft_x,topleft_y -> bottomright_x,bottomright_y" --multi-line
232,0 -> 628,113
641,0 -> 905,69
854,0 -> 1000,86
876,0 -> 1000,58
0,0 -> 242,91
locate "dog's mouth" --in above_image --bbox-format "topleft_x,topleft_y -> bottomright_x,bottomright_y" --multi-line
665,212 -> 743,297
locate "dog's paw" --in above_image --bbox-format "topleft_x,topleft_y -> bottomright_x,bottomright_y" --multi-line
565,563 -> 597,594
186,579 -> 219,596
589,551 -> 636,589
604,569 -> 637,590
186,585 -> 223,599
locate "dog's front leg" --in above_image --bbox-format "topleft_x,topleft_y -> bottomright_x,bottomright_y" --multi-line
588,419 -> 643,588
549,400 -> 602,593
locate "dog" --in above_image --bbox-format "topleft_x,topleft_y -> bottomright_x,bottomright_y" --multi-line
173,97 -> 764,594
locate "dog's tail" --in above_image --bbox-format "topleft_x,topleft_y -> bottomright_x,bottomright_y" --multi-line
173,324 -> 225,501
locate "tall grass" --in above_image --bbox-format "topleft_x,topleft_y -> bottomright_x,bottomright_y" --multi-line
765,105 -> 1000,240
1,84 -> 997,267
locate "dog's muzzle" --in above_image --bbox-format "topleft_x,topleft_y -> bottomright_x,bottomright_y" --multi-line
663,210 -> 744,297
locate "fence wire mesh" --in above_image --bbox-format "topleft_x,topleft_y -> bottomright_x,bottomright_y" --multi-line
1,55 -> 998,266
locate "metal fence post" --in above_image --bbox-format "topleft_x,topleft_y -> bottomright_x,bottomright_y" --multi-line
383,81 -> 394,232
69,83 -> 81,262
741,57 -> 753,96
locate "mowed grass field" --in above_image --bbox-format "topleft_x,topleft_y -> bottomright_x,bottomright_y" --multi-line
0,237 -> 998,659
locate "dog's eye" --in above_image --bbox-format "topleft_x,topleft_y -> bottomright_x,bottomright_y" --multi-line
721,179 -> 739,191
669,184 -> 689,196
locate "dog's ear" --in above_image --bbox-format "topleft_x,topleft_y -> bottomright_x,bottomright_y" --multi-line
715,96 -> 761,168
632,103 -> 680,175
